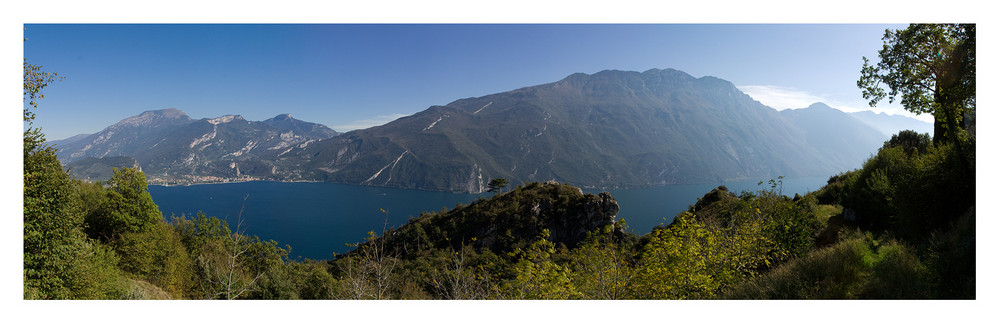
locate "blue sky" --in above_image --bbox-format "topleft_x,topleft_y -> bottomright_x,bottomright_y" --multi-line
24,23 -> 913,140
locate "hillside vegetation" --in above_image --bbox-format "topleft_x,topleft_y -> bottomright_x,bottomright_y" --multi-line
25,124 -> 976,299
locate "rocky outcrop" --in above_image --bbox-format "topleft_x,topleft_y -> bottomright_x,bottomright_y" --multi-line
363,181 -> 622,260
543,191 -> 620,247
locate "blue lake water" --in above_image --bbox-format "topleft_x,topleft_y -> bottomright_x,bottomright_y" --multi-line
148,177 -> 827,260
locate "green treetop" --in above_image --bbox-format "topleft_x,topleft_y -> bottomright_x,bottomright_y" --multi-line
858,24 -> 975,144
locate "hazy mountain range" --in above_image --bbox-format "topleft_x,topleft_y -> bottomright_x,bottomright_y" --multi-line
55,68 -> 931,192
848,110 -> 934,137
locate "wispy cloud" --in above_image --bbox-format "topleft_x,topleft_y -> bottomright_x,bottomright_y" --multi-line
737,85 -> 933,122
737,85 -> 827,110
329,113 -> 410,132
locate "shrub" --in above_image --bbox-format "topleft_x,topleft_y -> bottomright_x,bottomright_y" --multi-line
724,230 -> 933,299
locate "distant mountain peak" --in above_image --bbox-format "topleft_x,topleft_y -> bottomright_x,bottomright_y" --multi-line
807,102 -> 834,110
117,108 -> 192,127
206,115 -> 244,125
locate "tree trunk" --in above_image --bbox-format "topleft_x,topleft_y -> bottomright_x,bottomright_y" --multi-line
933,119 -> 945,144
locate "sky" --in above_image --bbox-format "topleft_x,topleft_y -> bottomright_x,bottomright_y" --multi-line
22,23 -> 919,140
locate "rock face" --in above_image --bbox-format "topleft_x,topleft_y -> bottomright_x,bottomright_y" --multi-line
53,109 -> 340,184
544,191 -> 620,246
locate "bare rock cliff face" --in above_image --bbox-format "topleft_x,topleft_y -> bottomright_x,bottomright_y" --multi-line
542,191 -> 620,247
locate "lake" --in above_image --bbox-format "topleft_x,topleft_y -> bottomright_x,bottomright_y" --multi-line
148,177 -> 828,260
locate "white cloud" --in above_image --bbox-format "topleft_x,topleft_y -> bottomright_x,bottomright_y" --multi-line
329,113 -> 409,132
737,85 -> 934,122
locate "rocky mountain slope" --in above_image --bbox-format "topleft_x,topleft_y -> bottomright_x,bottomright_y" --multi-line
54,109 -> 339,184
276,69 -> 867,192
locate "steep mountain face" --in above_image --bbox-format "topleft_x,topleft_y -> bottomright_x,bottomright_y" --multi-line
277,69 -> 847,192
780,103 -> 887,170
849,110 -> 933,137
55,108 -> 196,163
55,109 -> 339,184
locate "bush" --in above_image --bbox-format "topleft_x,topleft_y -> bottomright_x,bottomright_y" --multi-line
116,221 -> 194,298
841,136 -> 974,241
724,230 -> 933,299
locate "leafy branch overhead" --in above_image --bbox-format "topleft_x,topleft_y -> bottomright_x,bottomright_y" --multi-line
858,24 -> 975,143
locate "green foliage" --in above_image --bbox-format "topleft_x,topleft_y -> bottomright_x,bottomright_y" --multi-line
498,230 -> 581,299
84,167 -> 163,242
171,211 -> 314,300
172,212 -> 231,257
23,133 -> 83,298
116,221 -> 194,298
839,135 -> 974,241
632,213 -> 723,299
23,57 -> 140,300
336,228 -> 400,300
23,58 -> 63,122
631,181 -> 823,299
883,129 -> 931,154
569,225 -> 638,299
23,58 -> 131,299
858,24 -> 975,143
379,182 -> 619,259
725,230 -> 933,299
487,177 -> 508,194
425,245 -> 498,299
287,260 -> 339,299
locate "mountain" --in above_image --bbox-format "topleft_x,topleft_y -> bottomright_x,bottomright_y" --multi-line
275,69 -> 864,192
849,110 -> 933,137
55,109 -> 340,184
64,156 -> 140,182
780,103 -> 887,169
58,69 -> 890,192
49,133 -> 93,148
261,113 -> 340,139
55,108 -> 196,162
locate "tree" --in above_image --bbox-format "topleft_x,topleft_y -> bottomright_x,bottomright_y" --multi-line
858,24 -> 975,144
84,167 -> 163,242
487,178 -> 508,194
193,196 -> 285,300
337,210 -> 399,299
24,57 -> 129,299
498,229 -> 581,299
570,225 -> 637,299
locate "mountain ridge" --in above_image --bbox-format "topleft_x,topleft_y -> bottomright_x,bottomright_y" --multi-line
55,109 -> 340,184
274,69 -> 873,192
56,69 -> 907,191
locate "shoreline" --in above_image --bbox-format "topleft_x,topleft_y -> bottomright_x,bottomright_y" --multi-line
148,178 -> 323,187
